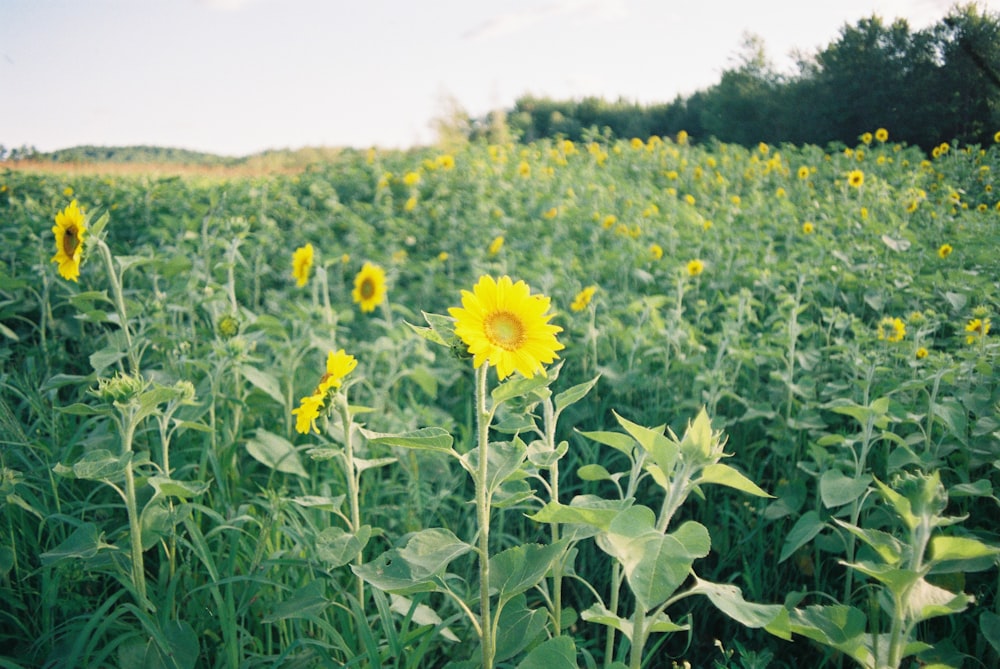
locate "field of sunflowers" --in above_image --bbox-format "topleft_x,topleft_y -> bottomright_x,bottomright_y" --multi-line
1,130 -> 999,669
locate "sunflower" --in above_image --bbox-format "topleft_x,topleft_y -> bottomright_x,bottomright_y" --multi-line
802,221 -> 815,234
571,285 -> 598,312
292,243 -> 314,287
687,259 -> 704,277
965,318 -> 990,345
847,170 -> 865,188
488,235 -> 505,256
449,275 -> 564,380
938,243 -> 953,259
292,349 -> 358,434
877,317 -> 906,343
352,262 -> 387,313
875,128 -> 889,143
51,200 -> 87,281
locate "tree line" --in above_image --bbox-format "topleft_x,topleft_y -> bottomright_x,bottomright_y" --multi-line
472,3 -> 1000,151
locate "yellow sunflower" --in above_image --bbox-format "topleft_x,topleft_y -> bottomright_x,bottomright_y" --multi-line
877,317 -> 906,343
449,275 -> 564,380
687,259 -> 705,277
938,243 -> 953,259
352,262 -> 387,313
571,285 -> 598,312
965,318 -> 990,345
847,170 -> 864,188
875,128 -> 889,143
51,200 -> 87,281
292,243 -> 314,287
291,349 -> 358,434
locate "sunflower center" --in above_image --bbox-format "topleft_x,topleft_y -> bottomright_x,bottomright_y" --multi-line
359,278 -> 375,300
484,311 -> 526,351
63,226 -> 80,256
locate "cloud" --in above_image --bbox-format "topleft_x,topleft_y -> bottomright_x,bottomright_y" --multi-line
463,0 -> 628,41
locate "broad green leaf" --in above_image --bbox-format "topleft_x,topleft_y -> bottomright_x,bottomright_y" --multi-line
262,581 -> 329,622
118,618 -> 199,669
58,449 -> 129,482
397,528 -> 472,576
389,594 -> 459,642
461,439 -> 527,494
554,375 -> 600,414
833,520 -> 903,565
40,523 -> 113,564
147,476 -> 209,499
819,470 -> 872,508
906,577 -> 972,624
779,510 -> 825,563
577,463 -> 614,481
930,535 -> 1000,562
489,541 -> 567,603
516,635 -> 577,669
89,346 -> 126,374
614,412 -> 677,473
352,549 -> 440,595
353,456 -> 397,472
316,525 -> 371,568
787,604 -> 872,665
246,429 -> 309,478
492,374 -> 551,404
240,364 -> 285,405
494,594 -> 549,663
55,402 -> 104,416
290,494 -> 345,512
698,463 -> 773,497
362,426 -> 455,454
577,429 -> 635,456
873,477 -> 918,530
527,498 -> 629,534
842,559 -> 920,594
981,611 -> 1000,655
689,577 -> 791,638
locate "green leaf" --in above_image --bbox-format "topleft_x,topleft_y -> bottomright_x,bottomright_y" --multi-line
554,375 -> 600,414
580,603 -> 688,643
779,510 -> 826,563
40,523 -> 113,564
819,469 -> 872,508
516,635 -> 577,669
577,429 -> 635,456
577,463 -> 614,481
697,463 -> 773,497
240,364 -> 285,405
906,577 -> 972,624
461,439 -> 527,494
246,429 -> 309,478
981,611 -> 1000,655
398,527 -> 472,576
690,577 -> 791,638
614,412 -> 677,473
930,535 -> 1000,562
787,604 -> 871,665
147,476 -> 209,499
263,581 -> 329,622
361,426 -> 455,454
833,520 -> 903,565
492,374 -> 551,404
389,594 -> 459,642
527,497 -> 629,533
489,541 -> 567,603
841,559 -> 920,594
352,549 -> 440,595
316,526 -> 371,568
58,449 -> 130,482
290,494 -> 345,512
494,594 -> 549,663
89,346 -> 127,374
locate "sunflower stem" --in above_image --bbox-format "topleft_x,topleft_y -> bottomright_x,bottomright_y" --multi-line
96,239 -> 139,375
474,363 -> 495,669
335,392 -> 365,609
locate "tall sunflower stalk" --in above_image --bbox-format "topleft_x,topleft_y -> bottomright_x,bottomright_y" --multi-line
449,275 -> 564,668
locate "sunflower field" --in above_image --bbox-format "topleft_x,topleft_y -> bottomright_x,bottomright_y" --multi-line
1,130 -> 999,669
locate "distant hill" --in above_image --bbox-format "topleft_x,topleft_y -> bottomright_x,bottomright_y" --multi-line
42,145 -> 245,166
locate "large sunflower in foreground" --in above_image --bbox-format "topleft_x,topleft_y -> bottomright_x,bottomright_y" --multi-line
51,200 -> 87,281
352,262 -> 387,313
449,275 -> 564,380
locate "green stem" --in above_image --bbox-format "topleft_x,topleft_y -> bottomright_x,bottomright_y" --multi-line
474,364 -> 495,669
336,393 -> 365,608
96,239 -> 138,375
629,605 -> 646,669
120,414 -> 150,610
544,399 -> 563,635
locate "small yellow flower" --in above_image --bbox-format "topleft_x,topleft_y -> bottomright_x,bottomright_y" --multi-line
758,142 -> 769,155
291,349 -> 358,434
875,128 -> 889,142
938,243 -> 953,259
797,166 -> 810,180
292,243 -> 315,287
860,132 -> 873,145
437,251 -> 449,262
352,262 -> 387,313
403,171 -> 421,187
965,318 -> 990,344
404,195 -> 417,212
994,130 -> 1000,143
571,285 -> 598,312
915,347 -> 929,359
686,259 -> 704,277
602,214 -> 617,229
630,137 -> 645,149
436,154 -> 455,170
877,317 -> 906,343
488,235 -> 504,256
676,130 -> 688,145
449,275 -> 564,380
775,187 -> 786,198
802,221 -> 815,234
543,207 -> 559,219
63,186 -> 74,197
649,243 -> 664,260
848,170 -> 864,188
51,200 -> 87,281
684,194 -> 696,206
518,161 -> 531,178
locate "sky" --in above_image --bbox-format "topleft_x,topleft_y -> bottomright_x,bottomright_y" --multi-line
2,0 -> 996,157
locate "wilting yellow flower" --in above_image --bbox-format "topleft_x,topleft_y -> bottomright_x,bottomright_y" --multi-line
938,243 -> 953,259
875,128 -> 889,143
51,200 -> 87,281
686,259 -> 704,277
449,275 -> 564,380
877,317 -> 906,343
802,221 -> 815,234
649,243 -> 664,260
352,262 -> 387,313
915,347 -> 929,359
965,318 -> 990,344
571,285 -> 598,312
488,235 -> 505,255
292,243 -> 314,287
291,349 -> 358,434
848,170 -> 864,188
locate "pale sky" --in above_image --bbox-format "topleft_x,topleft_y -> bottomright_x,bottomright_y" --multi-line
2,0 -> 991,156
